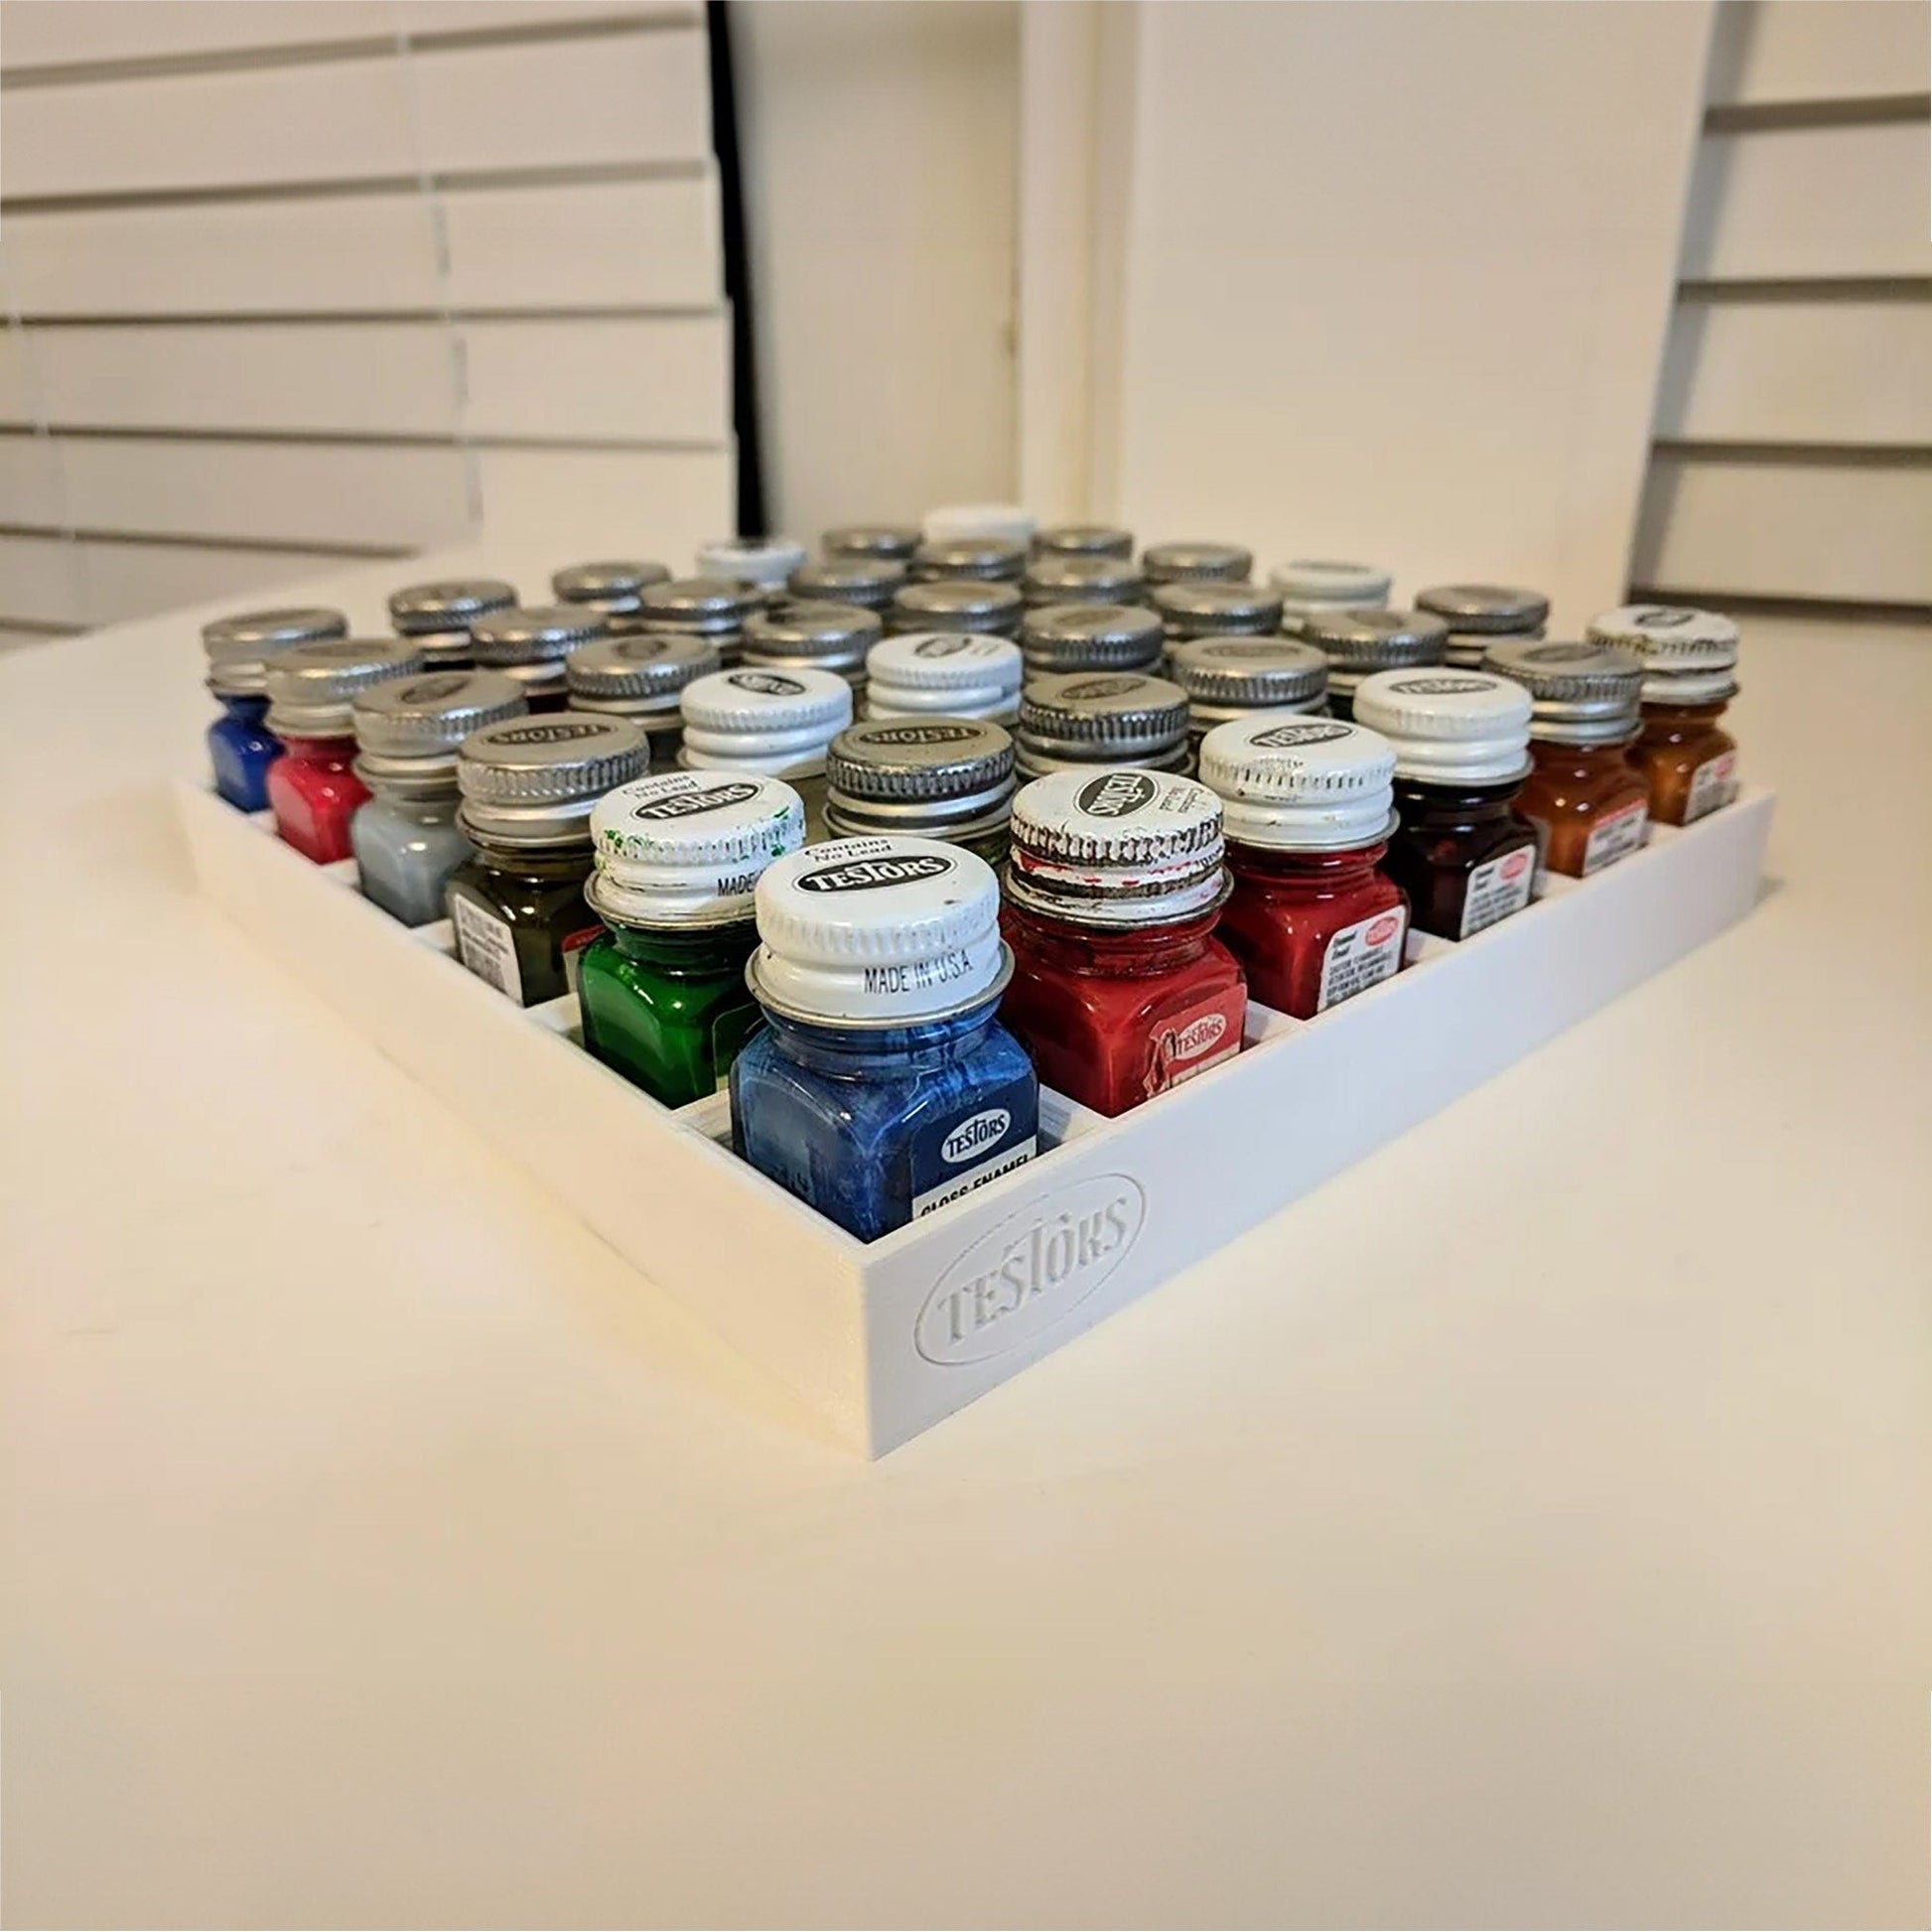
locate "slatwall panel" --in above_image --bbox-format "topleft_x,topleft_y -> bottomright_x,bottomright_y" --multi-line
0,531 -> 411,630
1629,0 -> 1931,612
0,177 -> 723,317
0,0 -> 732,644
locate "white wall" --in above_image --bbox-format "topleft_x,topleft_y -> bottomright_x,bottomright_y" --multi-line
732,0 -> 1020,543
1029,0 -> 1716,634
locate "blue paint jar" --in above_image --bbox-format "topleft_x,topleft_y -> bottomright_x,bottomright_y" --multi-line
202,606 -> 347,810
731,834 -> 1038,1242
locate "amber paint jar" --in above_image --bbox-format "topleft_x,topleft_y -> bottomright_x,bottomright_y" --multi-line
1354,670 -> 1537,940
1588,605 -> 1742,827
1482,639 -> 1650,878
1198,715 -> 1408,1019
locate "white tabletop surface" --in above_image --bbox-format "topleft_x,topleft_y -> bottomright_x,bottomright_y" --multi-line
3,557 -> 1928,1929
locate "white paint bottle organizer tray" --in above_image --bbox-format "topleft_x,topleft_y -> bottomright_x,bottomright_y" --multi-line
177,780 -> 1774,1455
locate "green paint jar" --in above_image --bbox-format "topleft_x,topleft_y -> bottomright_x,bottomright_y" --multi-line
579,772 -> 807,1105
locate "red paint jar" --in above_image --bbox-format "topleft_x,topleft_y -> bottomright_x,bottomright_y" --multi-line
1198,715 -> 1408,1018
1587,605 -> 1742,827
1002,768 -> 1246,1117
263,638 -> 423,862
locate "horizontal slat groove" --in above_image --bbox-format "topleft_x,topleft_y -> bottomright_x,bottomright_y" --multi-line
0,9 -> 699,89
1650,438 -> 1932,468
1,158 -> 707,216
1703,91 -> 1930,131
8,306 -> 724,327
0,615 -> 83,635
0,521 -> 409,558
0,426 -> 726,454
1679,276 -> 1932,302
1627,588 -> 1932,625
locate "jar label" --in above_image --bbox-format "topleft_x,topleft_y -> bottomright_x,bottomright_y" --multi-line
910,1102 -> 1037,1218
451,893 -> 522,1002
1458,844 -> 1535,938
1683,751 -> 1738,823
1582,799 -> 1649,875
1317,906 -> 1406,1011
912,1137 -> 1038,1219
1143,985 -> 1245,1099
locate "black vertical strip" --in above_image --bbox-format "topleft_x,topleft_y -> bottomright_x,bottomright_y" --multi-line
706,0 -> 767,538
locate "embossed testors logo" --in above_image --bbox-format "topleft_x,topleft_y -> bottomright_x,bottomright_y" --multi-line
915,1173 -> 1147,1365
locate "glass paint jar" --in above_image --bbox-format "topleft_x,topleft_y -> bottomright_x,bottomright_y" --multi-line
1267,559 -> 1393,636
865,631 -> 1023,724
1587,604 -> 1742,827
696,537 -> 809,603
579,772 -> 806,1106
1002,768 -> 1245,1117
922,502 -> 1037,548
551,559 -> 670,620
387,578 -> 517,670
470,604 -> 609,713
263,638 -> 423,862
786,555 -> 905,615
634,577 -> 765,668
565,630 -> 719,767
1166,635 -> 1329,748
1303,607 -> 1449,721
1020,602 -> 1165,677
1354,669 -> 1537,940
824,716 -> 1017,866
446,714 -> 647,1006
1015,671 -> 1191,779
1022,552 -> 1145,608
203,606 -> 346,811
742,598 -> 882,694
1415,583 -> 1549,668
349,668 -> 525,925
911,535 -> 1030,584
889,577 -> 1025,639
1152,580 -> 1284,644
679,665 -> 853,833
1483,638 -> 1650,877
1199,715 -> 1407,1019
822,523 -> 921,565
1141,541 -> 1252,585
733,836 -> 1038,1242
1034,523 -> 1134,560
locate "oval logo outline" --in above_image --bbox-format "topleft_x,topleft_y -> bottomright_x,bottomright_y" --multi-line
940,1109 -> 1011,1166
914,1172 -> 1149,1367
